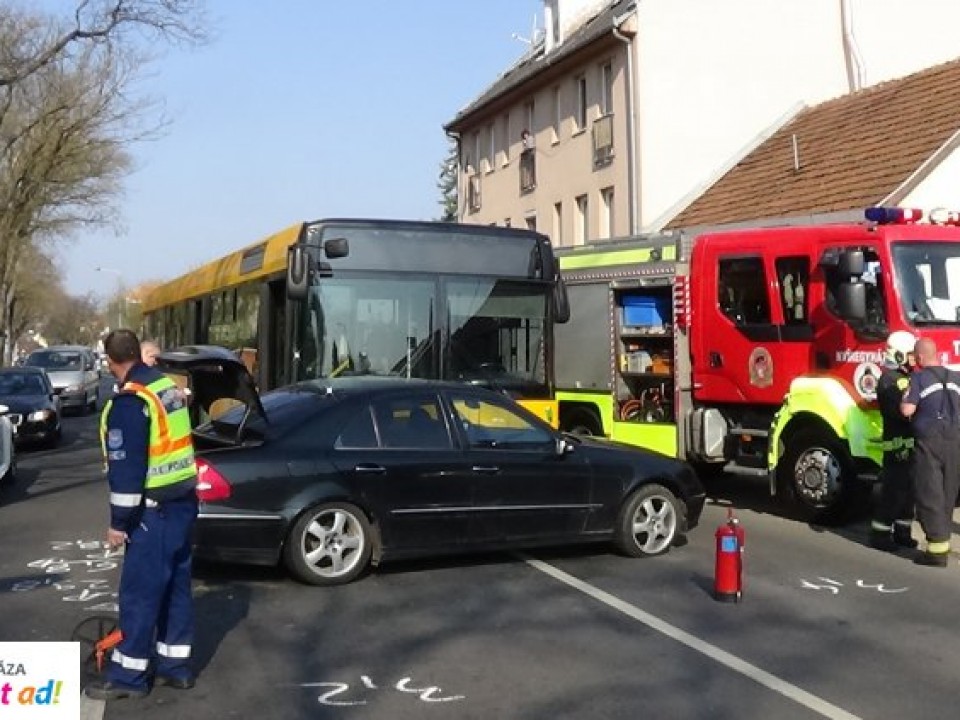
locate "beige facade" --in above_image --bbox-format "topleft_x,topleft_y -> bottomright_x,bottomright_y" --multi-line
449,23 -> 632,247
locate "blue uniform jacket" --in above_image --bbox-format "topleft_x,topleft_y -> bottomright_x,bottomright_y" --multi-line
104,362 -> 163,532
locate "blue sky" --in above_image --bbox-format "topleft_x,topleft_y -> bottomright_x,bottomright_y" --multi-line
58,0 -> 543,296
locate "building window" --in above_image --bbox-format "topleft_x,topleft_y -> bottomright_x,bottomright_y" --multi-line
520,145 -> 536,194
525,215 -> 537,231
504,218 -> 512,228
553,202 -> 563,246
500,113 -> 510,167
575,75 -> 587,131
472,131 -> 481,173
551,86 -> 561,144
486,122 -> 495,173
525,99 -> 535,139
468,174 -> 481,213
601,62 -> 614,116
600,187 -> 614,239
575,194 -> 588,245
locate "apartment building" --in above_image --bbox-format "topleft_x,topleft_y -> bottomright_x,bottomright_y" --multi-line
445,0 -> 960,246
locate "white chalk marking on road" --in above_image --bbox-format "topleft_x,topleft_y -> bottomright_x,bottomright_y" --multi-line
524,557 -> 862,720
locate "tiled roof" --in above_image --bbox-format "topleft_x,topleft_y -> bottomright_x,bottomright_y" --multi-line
666,57 -> 960,229
445,0 -> 634,131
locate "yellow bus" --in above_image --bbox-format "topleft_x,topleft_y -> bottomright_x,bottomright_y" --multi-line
142,218 -> 569,425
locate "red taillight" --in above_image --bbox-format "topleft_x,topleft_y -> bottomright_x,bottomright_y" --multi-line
196,458 -> 232,502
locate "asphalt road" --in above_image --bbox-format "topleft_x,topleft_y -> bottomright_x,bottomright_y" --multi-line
0,384 -> 958,719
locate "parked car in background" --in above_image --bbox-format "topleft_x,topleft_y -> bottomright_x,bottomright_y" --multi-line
0,406 -> 14,487
24,346 -> 99,413
0,368 -> 61,447
156,346 -> 706,586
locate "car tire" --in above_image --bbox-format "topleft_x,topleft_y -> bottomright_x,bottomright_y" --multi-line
563,407 -> 603,436
283,502 -> 373,586
614,483 -> 683,558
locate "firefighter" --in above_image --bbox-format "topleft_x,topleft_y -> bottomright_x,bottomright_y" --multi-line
869,330 -> 918,552
85,329 -> 199,700
900,337 -> 960,567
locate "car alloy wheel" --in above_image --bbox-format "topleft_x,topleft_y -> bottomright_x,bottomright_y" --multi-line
284,502 -> 373,586
614,484 -> 681,557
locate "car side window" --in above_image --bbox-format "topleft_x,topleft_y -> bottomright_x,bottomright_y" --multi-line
449,393 -> 553,450
335,405 -> 378,449
371,394 -> 452,450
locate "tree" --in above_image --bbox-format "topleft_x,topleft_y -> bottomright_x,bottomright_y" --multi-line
0,0 -> 208,363
437,136 -> 459,222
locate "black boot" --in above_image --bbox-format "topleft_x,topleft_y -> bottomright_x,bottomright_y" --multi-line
870,528 -> 896,552
914,551 -> 949,568
84,680 -> 149,700
892,524 -> 918,549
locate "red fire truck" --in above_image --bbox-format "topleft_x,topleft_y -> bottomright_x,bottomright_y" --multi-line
555,207 -> 960,520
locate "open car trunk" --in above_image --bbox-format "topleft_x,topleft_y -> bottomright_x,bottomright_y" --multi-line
154,345 -> 266,447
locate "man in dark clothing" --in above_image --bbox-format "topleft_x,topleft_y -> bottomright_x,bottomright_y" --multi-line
901,337 -> 960,567
85,330 -> 199,699
870,331 -> 918,552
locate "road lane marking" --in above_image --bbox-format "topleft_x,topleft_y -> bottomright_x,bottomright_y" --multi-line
524,557 -> 862,720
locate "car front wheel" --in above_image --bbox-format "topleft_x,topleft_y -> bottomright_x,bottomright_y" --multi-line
614,483 -> 682,558
283,502 -> 373,586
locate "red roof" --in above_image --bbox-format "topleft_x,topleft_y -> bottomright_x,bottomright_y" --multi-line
666,57 -> 960,229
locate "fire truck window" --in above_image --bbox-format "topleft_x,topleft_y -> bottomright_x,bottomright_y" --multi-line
775,256 -> 809,324
718,258 -> 770,325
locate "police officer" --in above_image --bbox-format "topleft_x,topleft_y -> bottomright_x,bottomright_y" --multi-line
869,331 -> 918,552
86,330 -> 199,700
900,337 -> 960,567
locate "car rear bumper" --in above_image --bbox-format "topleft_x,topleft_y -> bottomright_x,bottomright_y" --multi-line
193,508 -> 286,566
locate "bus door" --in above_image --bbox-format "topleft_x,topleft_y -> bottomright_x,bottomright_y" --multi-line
258,279 -> 287,390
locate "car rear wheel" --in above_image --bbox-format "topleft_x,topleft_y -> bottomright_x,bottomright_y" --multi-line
283,502 -> 372,586
614,483 -> 682,557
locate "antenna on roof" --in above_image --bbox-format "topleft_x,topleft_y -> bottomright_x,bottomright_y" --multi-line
512,13 -> 542,46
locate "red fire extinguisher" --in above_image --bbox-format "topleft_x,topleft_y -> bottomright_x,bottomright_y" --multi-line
714,508 -> 744,602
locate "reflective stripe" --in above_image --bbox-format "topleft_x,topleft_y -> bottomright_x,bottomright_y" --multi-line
880,437 -> 914,451
928,541 -> 951,554
110,492 -> 143,507
871,520 -> 891,532
919,385 -> 943,399
111,649 -> 149,671
156,642 -> 191,658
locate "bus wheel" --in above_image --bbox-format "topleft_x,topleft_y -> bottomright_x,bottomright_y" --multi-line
564,408 -> 603,436
778,429 -> 866,523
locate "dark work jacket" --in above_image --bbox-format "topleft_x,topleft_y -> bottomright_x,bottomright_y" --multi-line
877,367 -> 913,443
903,365 -> 960,438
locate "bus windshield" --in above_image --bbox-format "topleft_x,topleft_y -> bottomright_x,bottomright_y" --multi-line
892,242 -> 960,325
295,276 -> 549,396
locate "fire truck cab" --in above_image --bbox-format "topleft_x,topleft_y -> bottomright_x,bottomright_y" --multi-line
556,208 -> 960,520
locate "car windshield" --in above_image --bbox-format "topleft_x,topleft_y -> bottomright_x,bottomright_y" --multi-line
27,350 -> 83,370
892,242 -> 960,325
0,374 -> 45,396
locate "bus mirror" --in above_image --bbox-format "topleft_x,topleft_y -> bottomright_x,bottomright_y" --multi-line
837,280 -> 866,323
324,237 -> 349,259
286,244 -> 312,301
838,249 -> 865,277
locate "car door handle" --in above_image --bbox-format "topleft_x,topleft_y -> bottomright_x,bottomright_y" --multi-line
354,463 -> 386,475
472,465 -> 500,474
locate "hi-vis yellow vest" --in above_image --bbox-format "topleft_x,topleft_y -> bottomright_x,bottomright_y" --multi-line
100,375 -> 197,492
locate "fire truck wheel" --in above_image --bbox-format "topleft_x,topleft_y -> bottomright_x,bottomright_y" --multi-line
614,483 -> 682,557
563,408 -> 603,436
778,429 -> 862,521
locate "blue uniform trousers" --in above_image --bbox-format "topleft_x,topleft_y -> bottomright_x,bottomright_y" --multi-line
106,496 -> 197,690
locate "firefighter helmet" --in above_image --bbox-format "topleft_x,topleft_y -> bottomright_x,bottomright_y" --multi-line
885,330 -> 917,367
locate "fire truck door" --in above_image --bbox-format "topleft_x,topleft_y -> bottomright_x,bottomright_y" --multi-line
696,254 -> 785,404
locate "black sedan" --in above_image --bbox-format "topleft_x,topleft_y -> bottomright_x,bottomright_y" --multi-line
157,347 -> 705,586
0,368 -> 61,447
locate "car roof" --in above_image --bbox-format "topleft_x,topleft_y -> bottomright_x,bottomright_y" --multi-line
31,345 -> 89,352
0,367 -> 45,374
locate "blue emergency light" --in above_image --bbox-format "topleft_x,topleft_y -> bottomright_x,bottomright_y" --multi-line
864,207 -> 922,224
